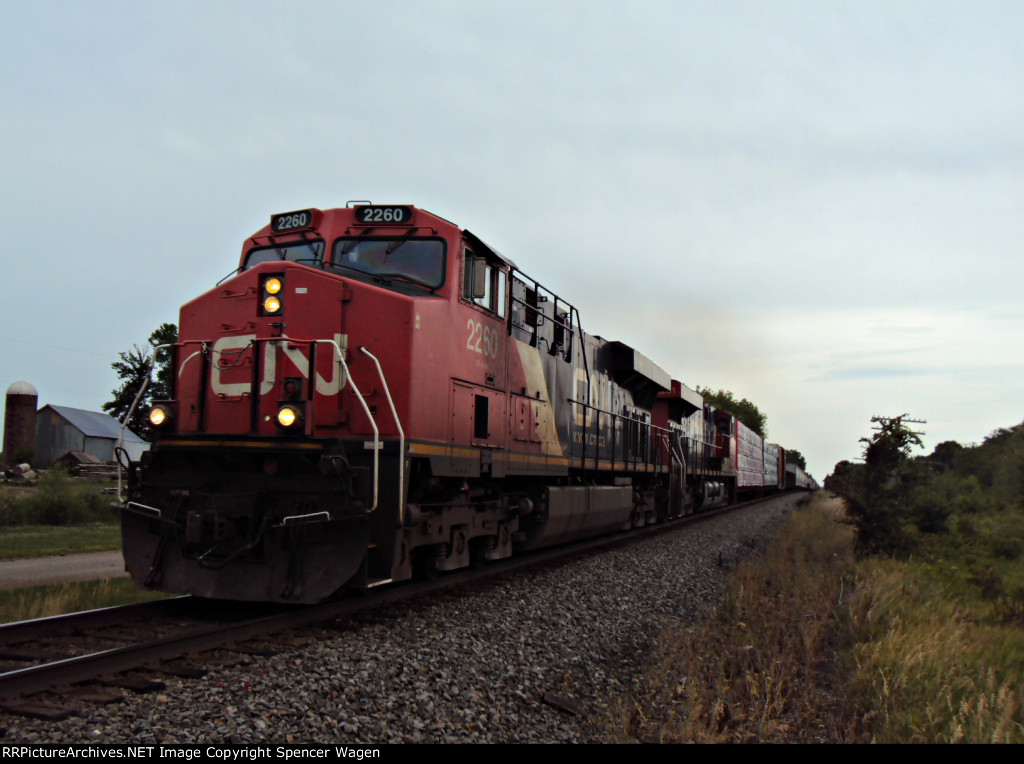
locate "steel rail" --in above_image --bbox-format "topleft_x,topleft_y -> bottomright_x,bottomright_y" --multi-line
0,597 -> 191,646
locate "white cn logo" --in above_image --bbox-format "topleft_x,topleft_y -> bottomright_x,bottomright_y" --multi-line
202,334 -> 348,397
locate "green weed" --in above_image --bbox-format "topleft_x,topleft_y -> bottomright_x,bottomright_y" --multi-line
0,578 -> 168,625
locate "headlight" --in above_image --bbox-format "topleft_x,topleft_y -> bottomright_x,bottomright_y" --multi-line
260,274 -> 285,316
149,405 -> 172,428
276,405 -> 302,428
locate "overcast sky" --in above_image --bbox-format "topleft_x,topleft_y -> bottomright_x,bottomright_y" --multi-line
2,1 -> 1021,481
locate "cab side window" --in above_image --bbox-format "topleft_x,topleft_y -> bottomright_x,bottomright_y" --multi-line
463,250 -> 507,318
495,269 -> 507,318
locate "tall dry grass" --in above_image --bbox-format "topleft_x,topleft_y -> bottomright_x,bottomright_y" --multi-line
845,558 -> 1024,743
608,494 -> 859,742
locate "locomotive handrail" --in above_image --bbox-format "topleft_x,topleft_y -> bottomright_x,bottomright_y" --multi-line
569,399 -> 668,473
216,266 -> 243,286
570,304 -> 592,464
569,397 -> 612,469
280,511 -> 332,526
177,347 -> 203,378
315,338 -> 379,514
359,346 -> 406,526
124,501 -> 163,519
117,343 -> 173,503
508,269 -> 577,360
507,295 -> 574,341
571,306 -> 590,382
669,432 -> 687,514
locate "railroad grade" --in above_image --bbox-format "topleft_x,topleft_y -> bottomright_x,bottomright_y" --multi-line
0,494 -> 803,743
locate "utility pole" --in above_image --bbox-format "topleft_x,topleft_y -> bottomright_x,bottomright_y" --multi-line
871,414 -> 927,438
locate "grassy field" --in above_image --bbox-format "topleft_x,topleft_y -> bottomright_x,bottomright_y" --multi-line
846,537 -> 1024,742
0,522 -> 121,559
1,470 -> 123,559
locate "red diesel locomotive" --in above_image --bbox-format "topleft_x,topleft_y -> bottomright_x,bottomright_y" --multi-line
121,204 -> 813,603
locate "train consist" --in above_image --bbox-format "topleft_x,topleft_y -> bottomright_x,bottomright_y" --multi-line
120,204 -> 817,603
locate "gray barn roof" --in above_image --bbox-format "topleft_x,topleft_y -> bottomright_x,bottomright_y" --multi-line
43,405 -> 147,443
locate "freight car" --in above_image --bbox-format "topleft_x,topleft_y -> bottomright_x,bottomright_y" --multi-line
786,463 -> 819,491
120,204 -> 813,603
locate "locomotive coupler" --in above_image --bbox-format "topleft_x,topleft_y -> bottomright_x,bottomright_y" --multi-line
195,515 -> 271,570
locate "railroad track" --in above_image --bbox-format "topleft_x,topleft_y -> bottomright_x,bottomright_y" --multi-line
0,495 -> 788,720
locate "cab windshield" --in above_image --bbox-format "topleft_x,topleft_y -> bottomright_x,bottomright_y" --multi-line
330,238 -> 445,289
243,240 -> 324,270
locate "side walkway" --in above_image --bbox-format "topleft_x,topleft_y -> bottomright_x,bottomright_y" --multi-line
0,551 -> 128,590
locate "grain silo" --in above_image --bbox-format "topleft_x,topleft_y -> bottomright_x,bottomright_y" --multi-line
3,381 -> 38,468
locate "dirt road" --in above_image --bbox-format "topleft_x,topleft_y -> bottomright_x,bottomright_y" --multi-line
0,551 -> 128,590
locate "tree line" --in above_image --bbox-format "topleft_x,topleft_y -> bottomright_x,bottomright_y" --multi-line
826,415 -> 1024,555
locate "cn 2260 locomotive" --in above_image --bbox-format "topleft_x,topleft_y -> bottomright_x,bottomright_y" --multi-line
121,204 -> 810,603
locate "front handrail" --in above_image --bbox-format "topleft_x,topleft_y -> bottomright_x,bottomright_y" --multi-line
359,347 -> 405,526
117,343 -> 173,503
315,338 -> 379,513
117,337 -> 382,515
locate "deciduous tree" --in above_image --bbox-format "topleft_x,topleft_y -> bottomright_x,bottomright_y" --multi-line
103,323 -> 177,442
697,387 -> 768,439
786,449 -> 807,470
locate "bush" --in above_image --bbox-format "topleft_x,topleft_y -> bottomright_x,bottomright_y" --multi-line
12,445 -> 37,465
993,589 -> 1024,627
831,425 -> 1018,557
991,429 -> 1024,508
908,473 -> 996,535
990,537 -> 1023,560
0,470 -> 112,526
967,566 -> 1005,600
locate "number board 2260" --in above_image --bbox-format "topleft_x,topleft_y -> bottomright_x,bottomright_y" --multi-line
355,206 -> 413,224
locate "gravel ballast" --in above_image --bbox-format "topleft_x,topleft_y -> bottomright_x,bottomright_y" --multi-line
1,495 -> 801,744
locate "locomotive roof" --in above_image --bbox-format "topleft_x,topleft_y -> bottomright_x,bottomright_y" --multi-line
462,229 -> 519,269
